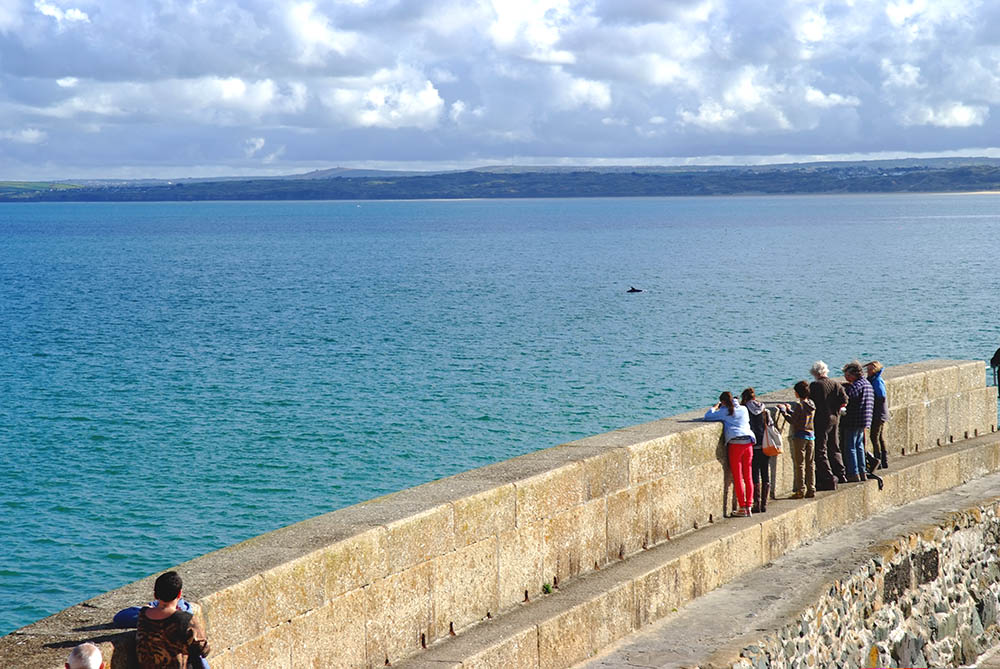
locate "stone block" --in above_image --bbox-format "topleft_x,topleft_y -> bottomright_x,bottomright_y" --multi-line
497,521 -> 546,610
514,462 -> 585,526
319,527 -> 387,600
713,524 -> 764,587
578,448 -> 630,500
907,402 -> 928,453
948,392 -> 974,444
259,553 -> 330,628
957,360 -> 986,392
761,504 -> 817,562
634,558 -> 685,624
607,483 -> 651,561
461,625 -> 539,669
453,485 -> 516,547
925,365 -> 961,398
931,454 -> 963,492
537,599 -> 592,669
884,405 -> 908,456
200,575 -> 269,651
816,484 -> 867,533
536,582 -> 634,669
648,475 -> 685,545
288,589 -> 367,668
887,371 -> 927,407
432,538 -> 499,639
971,386 -> 999,435
591,582 -> 637,651
925,397 -> 950,449
384,505 -> 455,575
626,431 -> 686,485
365,561 -> 433,667
678,424 -> 724,470
543,498 -> 607,585
212,625 -> 294,669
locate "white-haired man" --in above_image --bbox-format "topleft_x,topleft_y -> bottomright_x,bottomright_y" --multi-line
66,642 -> 104,669
809,360 -> 848,490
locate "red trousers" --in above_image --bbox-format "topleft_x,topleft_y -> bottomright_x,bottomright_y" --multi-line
728,440 -> 754,509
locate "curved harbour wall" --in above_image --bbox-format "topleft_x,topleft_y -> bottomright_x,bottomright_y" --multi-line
2,359 -> 997,668
737,498 -> 1000,669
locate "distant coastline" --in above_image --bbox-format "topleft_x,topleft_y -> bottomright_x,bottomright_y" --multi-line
5,159 -> 1000,202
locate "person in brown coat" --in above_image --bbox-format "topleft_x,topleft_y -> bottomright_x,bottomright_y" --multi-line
809,360 -> 848,490
136,571 -> 210,669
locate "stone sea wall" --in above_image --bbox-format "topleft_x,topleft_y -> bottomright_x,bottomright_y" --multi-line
737,499 -> 1000,669
2,359 -> 996,668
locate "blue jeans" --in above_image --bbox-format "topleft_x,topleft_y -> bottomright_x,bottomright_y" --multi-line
842,427 -> 867,477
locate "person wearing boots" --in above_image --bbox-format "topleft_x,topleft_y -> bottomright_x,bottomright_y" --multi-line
779,381 -> 816,498
865,360 -> 891,469
809,360 -> 848,489
741,388 -> 771,513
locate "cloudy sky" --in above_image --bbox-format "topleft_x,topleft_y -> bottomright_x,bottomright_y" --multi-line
2,0 -> 1000,179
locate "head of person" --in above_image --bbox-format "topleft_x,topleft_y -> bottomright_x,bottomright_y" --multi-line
865,360 -> 882,378
153,571 -> 183,604
740,388 -> 755,404
719,391 -> 735,415
810,361 -> 829,380
842,360 -> 864,382
793,380 -> 810,400
66,642 -> 103,669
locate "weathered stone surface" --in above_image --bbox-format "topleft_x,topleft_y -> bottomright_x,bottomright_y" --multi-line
432,538 -> 499,638
606,483 -> 651,561
625,431 -> 686,485
212,625 -> 294,669
461,625 -> 538,669
543,497 -> 607,584
384,505 -> 455,575
515,462 -> 586,526
320,527 -> 387,600
452,485 -> 516,547
365,561 -> 433,667
576,448 -> 630,500
497,521 -> 546,610
288,590 -> 368,668
200,575 -> 269,651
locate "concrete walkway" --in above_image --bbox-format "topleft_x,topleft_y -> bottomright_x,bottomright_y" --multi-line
576,470 -> 1000,669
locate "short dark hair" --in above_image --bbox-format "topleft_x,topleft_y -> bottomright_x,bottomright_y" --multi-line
154,571 -> 183,602
793,381 -> 810,399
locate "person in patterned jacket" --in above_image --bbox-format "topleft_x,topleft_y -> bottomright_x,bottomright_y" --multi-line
136,571 -> 210,669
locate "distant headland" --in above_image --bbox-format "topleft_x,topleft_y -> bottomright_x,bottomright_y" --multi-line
5,157 -> 1000,202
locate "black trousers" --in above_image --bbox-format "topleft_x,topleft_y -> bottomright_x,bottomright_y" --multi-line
814,416 -> 844,487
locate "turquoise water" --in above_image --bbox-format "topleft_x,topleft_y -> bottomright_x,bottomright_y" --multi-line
2,194 -> 999,635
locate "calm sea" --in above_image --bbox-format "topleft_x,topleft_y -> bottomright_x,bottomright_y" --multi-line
2,194 -> 999,635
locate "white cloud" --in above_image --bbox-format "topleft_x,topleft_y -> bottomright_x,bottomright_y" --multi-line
555,74 -> 611,110
56,76 -> 78,88
34,0 -> 88,26
805,86 -> 860,108
881,60 -> 922,89
286,2 -> 361,65
678,100 -> 739,130
2,127 -> 47,143
902,102 -> 988,128
244,136 -> 266,158
320,67 -> 444,129
488,0 -> 578,64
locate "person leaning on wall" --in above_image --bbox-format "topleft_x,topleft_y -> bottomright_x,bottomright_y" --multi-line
809,360 -> 848,490
841,360 -> 874,482
704,391 -> 757,517
136,571 -> 210,669
865,360 -> 891,469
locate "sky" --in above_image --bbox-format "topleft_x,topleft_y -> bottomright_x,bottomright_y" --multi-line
2,0 -> 1000,179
